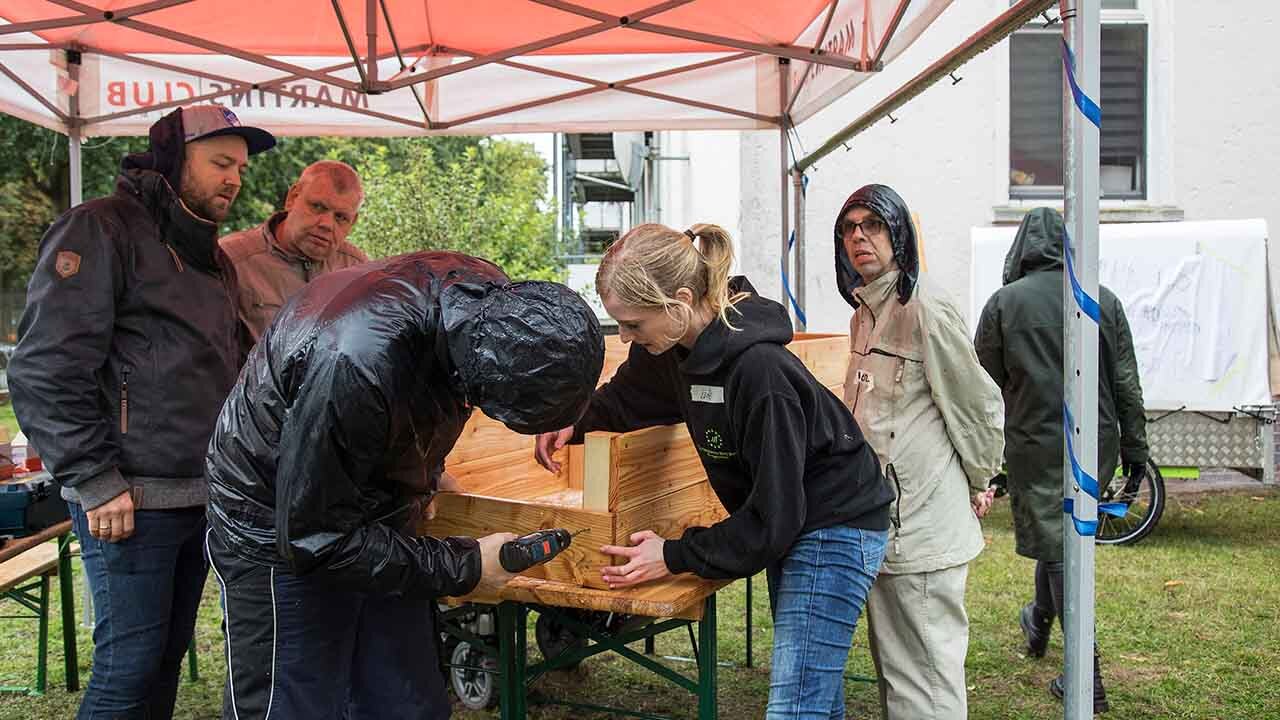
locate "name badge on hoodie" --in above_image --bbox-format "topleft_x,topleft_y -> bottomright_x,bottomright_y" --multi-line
690,385 -> 725,404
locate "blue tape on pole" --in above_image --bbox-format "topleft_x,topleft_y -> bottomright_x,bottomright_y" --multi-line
1063,405 -> 1101,500
1061,39 -> 1101,129
1063,404 -> 1102,536
1064,229 -> 1102,323
1062,499 -> 1099,536
1065,498 -> 1130,519
781,244 -> 808,328
781,173 -> 810,327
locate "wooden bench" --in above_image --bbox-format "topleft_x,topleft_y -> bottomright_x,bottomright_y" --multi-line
0,541 -> 60,695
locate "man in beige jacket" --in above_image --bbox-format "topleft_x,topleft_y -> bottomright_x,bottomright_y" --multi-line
836,184 -> 1004,719
221,160 -> 368,342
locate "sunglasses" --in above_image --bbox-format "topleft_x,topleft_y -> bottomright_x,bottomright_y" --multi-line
840,217 -> 888,239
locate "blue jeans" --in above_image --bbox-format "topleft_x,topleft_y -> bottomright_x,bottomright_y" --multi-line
70,502 -> 209,720
766,526 -> 887,720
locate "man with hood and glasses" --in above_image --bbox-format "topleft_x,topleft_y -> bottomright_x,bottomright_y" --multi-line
204,251 -> 604,720
836,184 -> 1005,719
9,105 -> 275,719
974,207 -> 1148,714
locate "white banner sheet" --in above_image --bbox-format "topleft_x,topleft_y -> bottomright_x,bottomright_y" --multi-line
970,219 -> 1271,412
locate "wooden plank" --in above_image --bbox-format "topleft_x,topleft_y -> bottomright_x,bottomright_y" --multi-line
0,542 -> 58,592
421,493 -> 617,589
446,411 -> 532,467
582,431 -> 617,512
460,473 -> 567,502
449,575 -> 732,621
527,488 -> 584,508
599,336 -> 632,385
615,480 -> 727,549
788,333 -> 849,388
565,444 -> 585,490
0,518 -> 69,565
611,424 -> 707,513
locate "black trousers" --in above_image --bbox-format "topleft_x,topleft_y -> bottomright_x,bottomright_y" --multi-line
206,529 -> 449,720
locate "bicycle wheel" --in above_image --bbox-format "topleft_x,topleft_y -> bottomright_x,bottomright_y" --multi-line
1096,459 -> 1165,545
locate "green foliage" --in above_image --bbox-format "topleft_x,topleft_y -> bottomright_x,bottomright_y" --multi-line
0,114 -> 561,290
0,117 -> 146,290
351,137 -> 562,282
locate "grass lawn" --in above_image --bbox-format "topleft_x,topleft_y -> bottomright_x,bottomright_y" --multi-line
0,403 -> 16,440
0,484 -> 1275,719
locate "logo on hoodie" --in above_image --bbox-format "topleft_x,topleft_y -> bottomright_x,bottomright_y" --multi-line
698,427 -> 735,461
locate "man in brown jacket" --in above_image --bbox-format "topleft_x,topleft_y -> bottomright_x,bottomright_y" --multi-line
221,160 -> 368,342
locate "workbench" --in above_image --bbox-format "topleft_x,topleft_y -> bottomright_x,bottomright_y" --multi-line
440,575 -> 731,720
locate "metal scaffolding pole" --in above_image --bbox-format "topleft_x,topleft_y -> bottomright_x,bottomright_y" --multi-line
778,58 -> 792,320
1061,0 -> 1101,717
67,50 -> 83,209
792,168 -> 806,330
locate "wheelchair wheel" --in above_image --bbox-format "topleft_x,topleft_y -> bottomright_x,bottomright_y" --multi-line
1096,459 -> 1165,545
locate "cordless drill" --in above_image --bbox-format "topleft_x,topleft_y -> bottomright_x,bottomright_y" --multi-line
499,528 -> 583,573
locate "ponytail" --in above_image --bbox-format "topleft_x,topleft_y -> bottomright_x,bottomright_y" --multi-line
596,222 -> 749,335
685,223 -> 750,329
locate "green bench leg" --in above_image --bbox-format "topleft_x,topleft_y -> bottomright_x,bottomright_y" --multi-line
34,574 -> 49,696
58,534 -> 79,692
698,594 -> 717,720
188,636 -> 199,682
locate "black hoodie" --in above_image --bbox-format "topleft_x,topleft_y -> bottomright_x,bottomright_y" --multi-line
572,278 -> 892,580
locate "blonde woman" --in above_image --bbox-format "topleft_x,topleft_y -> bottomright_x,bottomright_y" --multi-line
534,223 -> 894,719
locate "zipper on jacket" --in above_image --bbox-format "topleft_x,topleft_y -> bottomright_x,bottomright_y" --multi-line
164,243 -> 186,272
120,368 -> 131,434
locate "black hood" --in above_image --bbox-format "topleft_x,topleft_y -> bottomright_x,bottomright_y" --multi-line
121,107 -> 186,193
833,183 -> 918,308
1003,207 -> 1066,285
442,280 -> 605,435
681,276 -> 792,376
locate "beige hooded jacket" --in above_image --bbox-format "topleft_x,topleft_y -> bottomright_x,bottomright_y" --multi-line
845,269 -> 1005,574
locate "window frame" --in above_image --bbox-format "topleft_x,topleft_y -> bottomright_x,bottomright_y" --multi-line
998,0 -> 1170,209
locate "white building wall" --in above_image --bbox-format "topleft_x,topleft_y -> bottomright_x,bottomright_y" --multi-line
1170,2 -> 1280,313
732,0 -> 1280,334
656,130 -> 745,273
740,0 -> 1008,332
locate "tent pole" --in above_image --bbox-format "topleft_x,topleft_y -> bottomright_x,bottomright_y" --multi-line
67,50 -> 83,209
792,168 -> 806,330
1061,0 -> 1100,718
365,0 -> 378,85
779,58 -> 791,316
553,132 -> 563,251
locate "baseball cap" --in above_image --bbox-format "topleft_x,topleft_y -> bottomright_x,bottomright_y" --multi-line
181,105 -> 276,155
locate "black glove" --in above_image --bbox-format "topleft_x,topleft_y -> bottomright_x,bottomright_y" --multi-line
988,473 -> 1009,498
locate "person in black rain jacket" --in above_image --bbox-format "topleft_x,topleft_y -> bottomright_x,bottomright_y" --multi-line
205,251 -> 604,720
534,223 -> 893,720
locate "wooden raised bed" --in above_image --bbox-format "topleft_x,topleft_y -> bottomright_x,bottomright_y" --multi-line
420,333 -> 847,590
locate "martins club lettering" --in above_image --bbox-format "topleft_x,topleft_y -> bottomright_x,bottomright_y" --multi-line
102,77 -> 371,111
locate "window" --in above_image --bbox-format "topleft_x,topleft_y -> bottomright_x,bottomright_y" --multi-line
1009,10 -> 1148,199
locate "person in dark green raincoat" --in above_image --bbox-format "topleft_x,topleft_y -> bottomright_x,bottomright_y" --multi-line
974,207 -> 1148,713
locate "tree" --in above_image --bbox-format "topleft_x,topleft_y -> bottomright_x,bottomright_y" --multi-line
0,115 -> 560,293
351,138 -> 561,281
